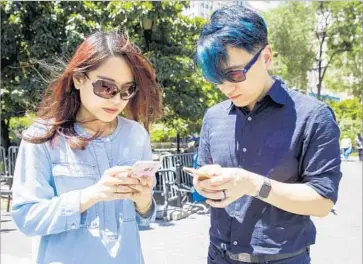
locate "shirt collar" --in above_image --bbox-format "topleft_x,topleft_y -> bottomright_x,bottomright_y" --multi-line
74,116 -> 122,142
228,77 -> 287,114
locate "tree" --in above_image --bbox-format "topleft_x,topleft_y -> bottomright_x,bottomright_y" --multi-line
1,1 -> 221,151
1,1 -> 110,150
320,2 -> 363,101
312,2 -> 362,99
264,2 -> 315,91
327,98 -> 362,141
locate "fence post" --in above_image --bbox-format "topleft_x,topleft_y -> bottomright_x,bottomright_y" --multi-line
175,157 -> 182,207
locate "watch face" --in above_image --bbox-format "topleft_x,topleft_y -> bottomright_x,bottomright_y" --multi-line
259,182 -> 272,198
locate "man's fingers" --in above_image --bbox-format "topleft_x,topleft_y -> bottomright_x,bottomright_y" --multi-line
206,197 -> 233,208
200,177 -> 233,190
195,189 -> 225,200
198,164 -> 222,176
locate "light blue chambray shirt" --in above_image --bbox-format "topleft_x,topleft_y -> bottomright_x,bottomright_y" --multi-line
11,116 -> 156,264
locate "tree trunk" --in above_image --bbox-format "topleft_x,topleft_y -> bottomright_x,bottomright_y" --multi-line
176,132 -> 180,154
1,119 -> 10,154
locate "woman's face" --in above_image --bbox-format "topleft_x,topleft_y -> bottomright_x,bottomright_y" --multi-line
74,56 -> 136,123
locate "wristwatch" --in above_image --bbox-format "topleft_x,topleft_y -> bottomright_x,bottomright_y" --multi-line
255,177 -> 272,199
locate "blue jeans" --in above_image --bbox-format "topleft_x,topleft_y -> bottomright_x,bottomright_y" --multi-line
207,244 -> 311,264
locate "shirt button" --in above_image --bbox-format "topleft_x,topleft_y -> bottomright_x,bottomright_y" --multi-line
242,148 -> 247,152
247,117 -> 252,121
233,241 -> 238,246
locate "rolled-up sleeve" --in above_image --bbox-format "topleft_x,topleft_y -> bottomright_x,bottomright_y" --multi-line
136,131 -> 156,226
11,139 -> 82,236
301,105 -> 342,204
197,112 -> 213,167
135,197 -> 157,226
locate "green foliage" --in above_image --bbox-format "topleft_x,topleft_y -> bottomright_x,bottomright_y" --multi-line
320,2 -> 363,100
1,1 -> 223,145
264,2 -> 315,90
327,99 -> 363,141
312,1 -> 362,98
9,113 -> 35,144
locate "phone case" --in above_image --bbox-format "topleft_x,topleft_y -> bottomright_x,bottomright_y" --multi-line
132,161 -> 161,177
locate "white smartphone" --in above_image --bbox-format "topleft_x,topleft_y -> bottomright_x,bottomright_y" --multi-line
132,161 -> 161,178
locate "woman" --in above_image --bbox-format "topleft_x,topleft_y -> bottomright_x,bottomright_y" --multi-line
11,31 -> 163,264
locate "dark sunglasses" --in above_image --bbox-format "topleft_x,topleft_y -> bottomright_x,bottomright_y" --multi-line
84,73 -> 138,100
206,45 -> 266,85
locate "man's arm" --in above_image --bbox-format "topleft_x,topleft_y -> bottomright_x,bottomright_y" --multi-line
202,105 -> 342,218
248,174 -> 334,217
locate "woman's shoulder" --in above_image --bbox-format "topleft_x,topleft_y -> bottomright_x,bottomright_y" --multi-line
118,117 -> 148,137
23,119 -> 54,138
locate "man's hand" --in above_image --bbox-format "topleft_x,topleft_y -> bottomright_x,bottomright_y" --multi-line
191,165 -> 263,208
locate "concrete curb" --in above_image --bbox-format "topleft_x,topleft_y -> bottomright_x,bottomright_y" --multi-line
156,203 -> 209,221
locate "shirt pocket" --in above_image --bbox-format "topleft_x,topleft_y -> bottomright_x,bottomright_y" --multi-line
52,162 -> 98,194
117,158 -> 138,166
52,162 -> 99,228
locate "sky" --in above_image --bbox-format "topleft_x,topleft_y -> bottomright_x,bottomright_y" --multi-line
246,1 -> 282,12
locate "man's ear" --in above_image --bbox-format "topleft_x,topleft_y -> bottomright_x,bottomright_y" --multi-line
263,45 -> 273,66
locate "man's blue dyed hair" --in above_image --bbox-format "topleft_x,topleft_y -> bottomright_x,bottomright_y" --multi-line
196,5 -> 268,84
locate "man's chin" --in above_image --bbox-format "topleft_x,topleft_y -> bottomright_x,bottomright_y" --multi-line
232,98 -> 248,108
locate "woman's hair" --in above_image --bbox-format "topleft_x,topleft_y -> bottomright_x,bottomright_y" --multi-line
195,5 -> 268,84
24,31 -> 163,149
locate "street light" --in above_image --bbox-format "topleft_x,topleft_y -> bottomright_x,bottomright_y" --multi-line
142,17 -> 153,51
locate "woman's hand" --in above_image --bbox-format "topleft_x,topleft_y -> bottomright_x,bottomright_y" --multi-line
80,166 -> 139,213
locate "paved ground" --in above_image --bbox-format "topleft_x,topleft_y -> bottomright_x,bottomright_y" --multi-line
1,161 -> 361,264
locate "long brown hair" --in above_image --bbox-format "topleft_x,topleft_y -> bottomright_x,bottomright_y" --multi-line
25,31 -> 163,149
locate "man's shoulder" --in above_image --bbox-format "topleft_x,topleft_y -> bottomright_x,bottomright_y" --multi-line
286,88 -> 328,113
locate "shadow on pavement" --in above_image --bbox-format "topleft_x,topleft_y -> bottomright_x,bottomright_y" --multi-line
0,228 -> 17,233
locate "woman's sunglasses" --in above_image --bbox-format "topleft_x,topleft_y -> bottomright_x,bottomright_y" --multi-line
206,45 -> 266,85
84,73 -> 138,100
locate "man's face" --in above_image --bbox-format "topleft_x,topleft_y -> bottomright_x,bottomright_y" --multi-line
216,45 -> 272,109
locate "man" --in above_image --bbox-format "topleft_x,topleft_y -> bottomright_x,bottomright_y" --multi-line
355,133 -> 362,161
191,5 -> 342,264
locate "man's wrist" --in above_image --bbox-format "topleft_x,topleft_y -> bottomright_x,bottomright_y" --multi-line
245,171 -> 265,197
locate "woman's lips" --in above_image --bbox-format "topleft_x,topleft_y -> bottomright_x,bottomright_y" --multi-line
103,108 -> 118,114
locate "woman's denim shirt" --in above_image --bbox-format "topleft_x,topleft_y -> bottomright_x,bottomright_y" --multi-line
11,116 -> 156,264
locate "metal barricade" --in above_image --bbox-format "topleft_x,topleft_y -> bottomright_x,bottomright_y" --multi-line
156,153 -> 195,207
0,146 -> 7,177
8,146 -> 20,177
1,146 -> 20,212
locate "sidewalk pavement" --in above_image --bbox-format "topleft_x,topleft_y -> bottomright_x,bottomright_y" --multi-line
1,161 -> 362,264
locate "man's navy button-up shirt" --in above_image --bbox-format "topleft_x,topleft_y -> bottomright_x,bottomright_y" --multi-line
197,78 -> 342,255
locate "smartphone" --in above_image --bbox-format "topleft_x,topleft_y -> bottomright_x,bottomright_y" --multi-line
132,161 -> 161,177
183,167 -> 212,181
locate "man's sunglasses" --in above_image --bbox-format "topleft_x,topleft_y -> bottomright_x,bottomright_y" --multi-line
206,45 -> 266,85
84,73 -> 138,100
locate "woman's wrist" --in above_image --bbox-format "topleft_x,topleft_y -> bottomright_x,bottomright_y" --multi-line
135,198 -> 153,215
80,185 -> 101,213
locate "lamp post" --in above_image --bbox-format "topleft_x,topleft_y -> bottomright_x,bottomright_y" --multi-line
142,17 -> 153,51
